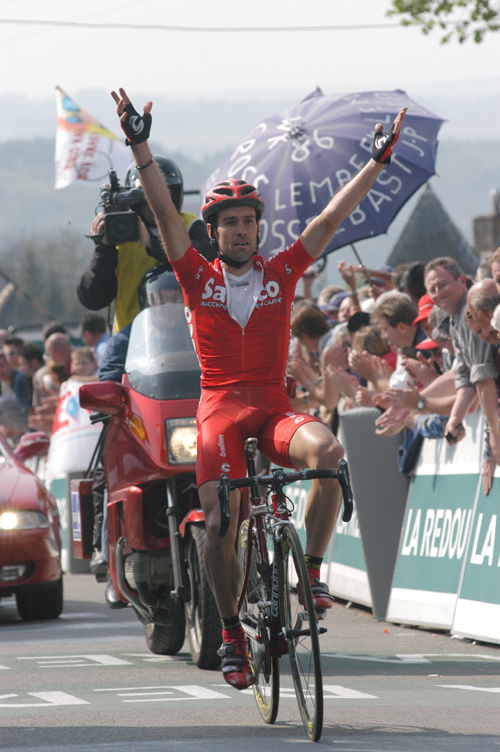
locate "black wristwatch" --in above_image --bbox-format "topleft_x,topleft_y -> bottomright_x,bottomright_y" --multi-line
416,396 -> 425,411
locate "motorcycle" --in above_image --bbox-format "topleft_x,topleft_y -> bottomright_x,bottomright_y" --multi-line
74,291 -> 221,669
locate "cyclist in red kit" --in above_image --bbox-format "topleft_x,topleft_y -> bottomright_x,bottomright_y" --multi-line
111,87 -> 406,690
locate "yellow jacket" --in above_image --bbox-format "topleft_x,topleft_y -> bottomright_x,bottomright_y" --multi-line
113,212 -> 198,333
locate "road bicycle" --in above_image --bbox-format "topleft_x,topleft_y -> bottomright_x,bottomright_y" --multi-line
217,438 -> 354,742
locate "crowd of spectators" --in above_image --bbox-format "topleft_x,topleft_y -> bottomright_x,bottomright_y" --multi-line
3,247 -> 500,500
287,248 -> 500,494
0,314 -> 104,445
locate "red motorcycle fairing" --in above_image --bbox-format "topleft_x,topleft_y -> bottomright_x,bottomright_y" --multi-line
98,375 -> 198,494
81,378 -> 201,607
77,299 -> 222,666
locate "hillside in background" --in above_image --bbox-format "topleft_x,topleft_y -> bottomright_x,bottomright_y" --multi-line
0,135 -> 499,328
0,136 -> 498,242
1,79 -> 499,150
0,138 -> 225,239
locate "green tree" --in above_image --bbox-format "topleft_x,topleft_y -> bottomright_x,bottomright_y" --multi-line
387,0 -> 500,43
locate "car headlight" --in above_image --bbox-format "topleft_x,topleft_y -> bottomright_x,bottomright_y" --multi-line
166,418 -> 197,464
0,510 -> 49,530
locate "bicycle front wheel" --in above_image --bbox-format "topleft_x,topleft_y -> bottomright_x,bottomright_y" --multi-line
238,519 -> 279,724
281,525 -> 323,742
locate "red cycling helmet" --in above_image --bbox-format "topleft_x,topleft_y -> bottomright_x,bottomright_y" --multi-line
202,179 -> 265,224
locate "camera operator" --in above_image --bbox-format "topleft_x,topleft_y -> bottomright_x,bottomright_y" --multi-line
77,157 -> 214,605
77,156 -> 214,337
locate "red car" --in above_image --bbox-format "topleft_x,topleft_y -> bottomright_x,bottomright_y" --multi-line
0,432 -> 63,620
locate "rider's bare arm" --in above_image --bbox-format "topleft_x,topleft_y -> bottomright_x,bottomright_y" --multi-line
301,108 -> 407,260
111,88 -> 190,263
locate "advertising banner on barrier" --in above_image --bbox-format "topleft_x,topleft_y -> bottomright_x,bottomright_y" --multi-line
285,471 -> 369,602
386,412 -> 483,629
288,476 -> 338,588
452,475 -> 500,645
328,507 -> 371,608
325,421 -> 371,608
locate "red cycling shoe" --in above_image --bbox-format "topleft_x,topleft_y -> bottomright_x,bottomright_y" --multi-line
218,637 -> 254,690
309,575 -> 335,611
298,569 -> 335,614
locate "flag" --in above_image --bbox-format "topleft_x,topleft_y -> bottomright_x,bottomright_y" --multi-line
55,86 -> 131,189
0,269 -> 15,314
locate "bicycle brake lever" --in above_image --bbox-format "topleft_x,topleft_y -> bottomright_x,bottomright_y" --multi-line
217,473 -> 231,537
337,459 -> 354,522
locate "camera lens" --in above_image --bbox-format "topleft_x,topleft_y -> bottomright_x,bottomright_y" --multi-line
109,214 -> 135,242
104,212 -> 140,245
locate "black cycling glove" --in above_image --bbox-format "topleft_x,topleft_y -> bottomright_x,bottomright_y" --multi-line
119,103 -> 152,146
372,124 -> 400,165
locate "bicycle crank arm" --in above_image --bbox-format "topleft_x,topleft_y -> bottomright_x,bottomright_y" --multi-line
281,625 -> 328,639
249,641 -> 266,679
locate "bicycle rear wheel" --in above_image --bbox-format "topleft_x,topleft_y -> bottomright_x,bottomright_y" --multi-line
238,519 -> 279,724
280,525 -> 323,742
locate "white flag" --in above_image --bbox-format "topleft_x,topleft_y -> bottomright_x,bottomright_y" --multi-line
55,87 -> 131,189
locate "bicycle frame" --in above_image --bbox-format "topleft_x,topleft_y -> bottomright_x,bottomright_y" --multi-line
217,438 -> 354,741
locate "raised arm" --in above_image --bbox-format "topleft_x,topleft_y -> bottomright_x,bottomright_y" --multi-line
301,108 -> 407,259
110,88 -> 190,263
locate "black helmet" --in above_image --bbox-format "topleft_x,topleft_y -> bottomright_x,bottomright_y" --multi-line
125,156 -> 184,213
138,265 -> 184,309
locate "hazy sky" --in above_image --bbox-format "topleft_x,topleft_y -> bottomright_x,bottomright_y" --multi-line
0,0 -> 499,102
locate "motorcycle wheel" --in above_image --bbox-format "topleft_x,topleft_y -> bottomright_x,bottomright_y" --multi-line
185,525 -> 221,669
143,618 -> 186,656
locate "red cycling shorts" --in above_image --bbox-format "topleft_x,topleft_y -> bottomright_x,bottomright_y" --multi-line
196,384 -> 322,487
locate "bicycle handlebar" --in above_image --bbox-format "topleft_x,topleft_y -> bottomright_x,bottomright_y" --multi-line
217,459 -> 354,537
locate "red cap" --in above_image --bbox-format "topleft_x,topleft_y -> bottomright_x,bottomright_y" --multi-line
412,293 -> 434,325
416,338 -> 439,350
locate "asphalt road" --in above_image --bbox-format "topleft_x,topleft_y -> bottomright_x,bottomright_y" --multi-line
1,573 -> 500,751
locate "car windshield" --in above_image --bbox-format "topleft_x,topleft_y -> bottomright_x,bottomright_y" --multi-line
125,303 -> 201,400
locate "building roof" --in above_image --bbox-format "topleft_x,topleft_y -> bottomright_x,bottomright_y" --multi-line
385,184 -> 478,276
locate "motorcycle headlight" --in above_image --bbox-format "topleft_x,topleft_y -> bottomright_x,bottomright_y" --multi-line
166,418 -> 197,464
0,510 -> 49,530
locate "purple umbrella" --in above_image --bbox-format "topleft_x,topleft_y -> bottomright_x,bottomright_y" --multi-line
201,88 -> 445,259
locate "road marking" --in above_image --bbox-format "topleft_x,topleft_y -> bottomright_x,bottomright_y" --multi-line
119,691 -> 175,697
439,684 -> 500,694
0,622 -> 141,636
395,654 -> 432,663
94,684 -> 230,702
17,654 -> 132,668
59,612 -> 108,620
121,653 -> 190,663
95,685 -> 180,691
323,652 -> 500,664
323,653 -> 431,664
430,653 -> 500,662
0,665 -> 9,670
0,691 -> 89,708
323,685 -> 377,699
218,684 -> 377,700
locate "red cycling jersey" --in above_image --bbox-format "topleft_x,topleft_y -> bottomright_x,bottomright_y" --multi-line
172,238 -> 314,388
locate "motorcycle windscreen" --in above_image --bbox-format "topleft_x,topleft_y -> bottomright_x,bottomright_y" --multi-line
125,303 -> 201,400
